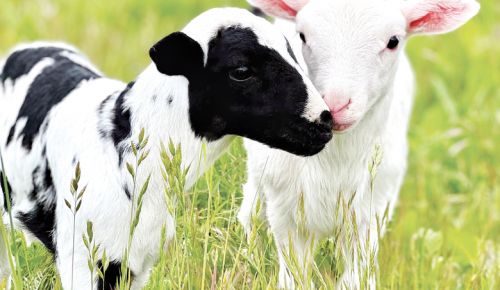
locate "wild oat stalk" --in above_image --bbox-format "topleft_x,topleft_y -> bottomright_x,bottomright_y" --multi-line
160,139 -> 189,217
278,193 -> 315,289
160,139 -> 189,288
361,144 -> 384,289
96,250 -> 110,288
149,225 -> 168,290
120,128 -> 151,289
201,165 -> 214,290
64,161 -> 87,290
82,221 -> 99,289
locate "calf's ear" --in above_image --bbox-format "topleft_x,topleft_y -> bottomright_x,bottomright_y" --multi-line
402,0 -> 480,35
149,32 -> 204,78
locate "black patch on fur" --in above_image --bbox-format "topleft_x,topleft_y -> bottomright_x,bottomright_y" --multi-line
17,201 -> 56,253
98,93 -> 115,114
1,47 -> 70,84
11,52 -> 100,150
124,185 -> 131,199
0,171 -> 13,212
17,157 -> 57,253
6,126 -> 15,146
167,96 -> 173,105
285,38 -> 299,64
43,163 -> 53,191
28,162 -> 54,200
111,82 -> 134,165
97,93 -> 117,139
155,27 -> 332,156
97,260 -> 133,290
29,166 -> 42,200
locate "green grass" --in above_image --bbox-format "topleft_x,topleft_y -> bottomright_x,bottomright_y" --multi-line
1,0 -> 499,289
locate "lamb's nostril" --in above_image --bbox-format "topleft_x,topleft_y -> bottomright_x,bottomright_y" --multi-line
318,110 -> 333,129
324,97 -> 352,115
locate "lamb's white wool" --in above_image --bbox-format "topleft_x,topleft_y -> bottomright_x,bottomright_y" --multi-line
0,7 -> 332,290
242,0 -> 479,288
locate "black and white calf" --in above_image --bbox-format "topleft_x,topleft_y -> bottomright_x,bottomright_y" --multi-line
0,8 -> 332,289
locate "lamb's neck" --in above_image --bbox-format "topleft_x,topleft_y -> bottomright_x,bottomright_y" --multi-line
123,64 -> 234,190
326,85 -> 395,164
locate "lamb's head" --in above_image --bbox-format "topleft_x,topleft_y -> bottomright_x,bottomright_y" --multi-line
250,0 -> 479,132
149,8 -> 333,156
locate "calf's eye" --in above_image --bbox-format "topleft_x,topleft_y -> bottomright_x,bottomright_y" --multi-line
229,66 -> 253,82
387,36 -> 399,50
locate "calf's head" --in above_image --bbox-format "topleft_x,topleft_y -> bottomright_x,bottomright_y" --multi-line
250,0 -> 479,132
149,8 -> 332,156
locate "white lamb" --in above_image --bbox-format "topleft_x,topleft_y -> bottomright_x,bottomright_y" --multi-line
240,0 -> 480,288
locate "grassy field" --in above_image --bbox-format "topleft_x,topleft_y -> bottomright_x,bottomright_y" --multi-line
1,0 -> 499,289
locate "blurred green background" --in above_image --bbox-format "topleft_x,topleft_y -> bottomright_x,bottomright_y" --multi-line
1,0 -> 252,81
0,0 -> 499,289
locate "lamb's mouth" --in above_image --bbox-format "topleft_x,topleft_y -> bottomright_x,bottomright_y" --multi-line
333,122 -> 354,132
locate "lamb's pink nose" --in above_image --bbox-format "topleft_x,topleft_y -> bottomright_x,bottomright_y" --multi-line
323,97 -> 353,132
324,97 -> 351,116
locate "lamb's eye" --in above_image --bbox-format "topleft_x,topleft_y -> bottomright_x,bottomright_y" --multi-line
299,33 -> 306,44
229,66 -> 253,82
387,36 -> 400,50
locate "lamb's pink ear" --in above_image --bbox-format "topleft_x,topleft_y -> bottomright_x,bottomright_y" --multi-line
248,0 -> 309,19
402,0 -> 480,35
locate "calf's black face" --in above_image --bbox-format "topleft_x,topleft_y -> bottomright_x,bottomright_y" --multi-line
149,27 -> 333,156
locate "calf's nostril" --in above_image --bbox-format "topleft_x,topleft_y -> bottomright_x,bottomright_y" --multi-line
318,110 -> 333,129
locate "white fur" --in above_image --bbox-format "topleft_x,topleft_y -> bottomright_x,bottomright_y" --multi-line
241,0 -> 479,288
0,8 -> 327,289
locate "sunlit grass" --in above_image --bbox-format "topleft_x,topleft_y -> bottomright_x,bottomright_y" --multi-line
0,0 -> 498,289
